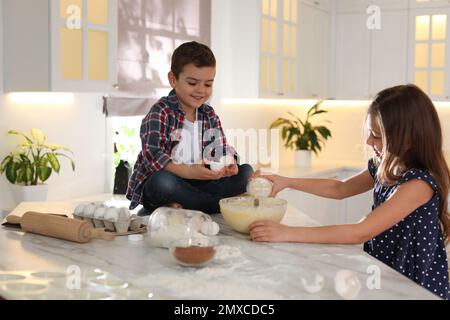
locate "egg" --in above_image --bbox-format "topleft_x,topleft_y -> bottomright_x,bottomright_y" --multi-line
209,155 -> 235,172
200,221 -> 220,236
334,270 -> 362,299
301,273 -> 325,294
83,203 -> 96,219
73,204 -> 85,219
94,207 -> 106,220
118,207 -> 130,221
104,207 -> 119,223
246,177 -> 273,198
210,161 -> 225,172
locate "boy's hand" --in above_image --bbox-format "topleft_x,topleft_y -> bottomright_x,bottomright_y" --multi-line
249,220 -> 292,242
190,164 -> 226,180
248,170 -> 289,197
224,161 -> 238,177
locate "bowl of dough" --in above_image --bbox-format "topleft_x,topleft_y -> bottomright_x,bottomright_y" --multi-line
73,202 -> 144,233
219,196 -> 287,234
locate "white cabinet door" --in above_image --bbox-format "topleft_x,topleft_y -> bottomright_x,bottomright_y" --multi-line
369,10 -> 409,96
298,2 -> 330,98
301,0 -> 331,12
335,12 -> 371,99
339,169 -> 373,224
278,188 -> 342,226
409,0 -> 450,9
336,0 -> 371,13
372,0 -> 409,10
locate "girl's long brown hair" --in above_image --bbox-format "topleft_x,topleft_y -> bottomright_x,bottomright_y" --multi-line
368,84 -> 450,244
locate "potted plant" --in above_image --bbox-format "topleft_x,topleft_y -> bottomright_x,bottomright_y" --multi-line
270,101 -> 332,167
0,129 -> 75,204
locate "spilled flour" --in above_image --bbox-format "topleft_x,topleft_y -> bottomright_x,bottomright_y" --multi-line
139,244 -> 284,299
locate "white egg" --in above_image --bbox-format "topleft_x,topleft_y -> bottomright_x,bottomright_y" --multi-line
104,207 -> 119,222
334,270 -> 362,300
74,204 -> 86,216
83,203 -> 96,218
93,207 -> 106,220
247,177 -> 273,198
301,273 -> 325,294
118,207 -> 130,221
210,161 -> 225,172
200,221 -> 220,236
209,155 -> 235,172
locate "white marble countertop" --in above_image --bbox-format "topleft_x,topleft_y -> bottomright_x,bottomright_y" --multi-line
0,199 -> 439,300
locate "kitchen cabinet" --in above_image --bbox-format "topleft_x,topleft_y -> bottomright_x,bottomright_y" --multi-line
408,7 -> 450,99
409,0 -> 450,9
334,11 -> 371,99
334,1 -> 410,99
278,168 -> 373,225
301,0 -> 332,12
298,2 -> 331,98
260,0 -> 300,98
3,0 -> 117,92
369,9 -> 409,96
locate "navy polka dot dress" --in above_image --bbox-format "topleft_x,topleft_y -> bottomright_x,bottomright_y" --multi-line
364,159 -> 449,299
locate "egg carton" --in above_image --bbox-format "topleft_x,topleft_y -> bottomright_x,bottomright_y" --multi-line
0,269 -> 163,300
72,202 -> 145,235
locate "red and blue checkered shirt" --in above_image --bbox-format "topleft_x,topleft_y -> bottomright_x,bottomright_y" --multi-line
126,89 -> 237,210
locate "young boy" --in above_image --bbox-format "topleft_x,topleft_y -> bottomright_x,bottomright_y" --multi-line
126,41 -> 253,215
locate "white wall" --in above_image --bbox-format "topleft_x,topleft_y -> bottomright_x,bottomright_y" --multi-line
217,100 -> 450,169
0,94 -> 109,211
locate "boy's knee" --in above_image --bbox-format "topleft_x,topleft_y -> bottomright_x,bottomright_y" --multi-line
148,170 -> 178,194
238,164 -> 254,179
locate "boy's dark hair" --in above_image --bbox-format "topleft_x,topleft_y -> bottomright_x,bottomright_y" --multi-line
170,41 -> 216,79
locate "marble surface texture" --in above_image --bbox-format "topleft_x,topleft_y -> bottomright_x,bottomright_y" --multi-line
0,200 -> 439,300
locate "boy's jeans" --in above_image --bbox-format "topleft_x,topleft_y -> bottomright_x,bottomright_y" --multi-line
141,164 -> 254,215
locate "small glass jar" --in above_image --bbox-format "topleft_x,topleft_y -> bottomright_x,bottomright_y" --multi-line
147,207 -> 218,248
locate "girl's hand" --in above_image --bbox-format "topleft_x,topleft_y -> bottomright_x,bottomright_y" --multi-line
249,220 -> 291,242
190,164 -> 225,180
249,171 -> 289,197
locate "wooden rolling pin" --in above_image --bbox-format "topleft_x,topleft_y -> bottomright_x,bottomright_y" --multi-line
6,212 -> 115,243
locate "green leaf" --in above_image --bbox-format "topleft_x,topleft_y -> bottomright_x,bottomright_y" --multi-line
54,153 -> 76,171
309,110 -> 328,117
5,162 -> 17,184
25,165 -> 33,183
0,156 -> 12,174
8,130 -> 33,144
31,128 -> 46,145
38,166 -> 52,182
316,126 -> 332,139
46,153 -> 61,173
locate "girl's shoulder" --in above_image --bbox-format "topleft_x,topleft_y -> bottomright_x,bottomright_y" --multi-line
400,167 -> 440,193
367,159 -> 440,193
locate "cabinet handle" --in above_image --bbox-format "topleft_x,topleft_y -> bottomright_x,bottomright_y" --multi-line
113,84 -> 119,89
312,94 -> 318,98
314,1 -> 320,5
277,92 -> 285,96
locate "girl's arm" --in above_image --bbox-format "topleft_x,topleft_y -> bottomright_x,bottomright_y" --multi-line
261,169 -> 374,199
249,179 -> 434,244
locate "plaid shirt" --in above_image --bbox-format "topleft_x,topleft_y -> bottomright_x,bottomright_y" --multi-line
126,89 -> 237,210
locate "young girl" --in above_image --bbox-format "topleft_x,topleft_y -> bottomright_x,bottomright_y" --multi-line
249,84 -> 450,299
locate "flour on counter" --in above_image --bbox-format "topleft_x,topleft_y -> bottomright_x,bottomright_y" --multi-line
139,271 -> 283,300
215,245 -> 242,260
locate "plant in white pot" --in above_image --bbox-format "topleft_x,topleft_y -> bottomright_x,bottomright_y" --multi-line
270,101 -> 332,167
0,129 -> 75,204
